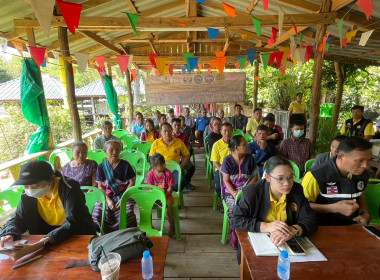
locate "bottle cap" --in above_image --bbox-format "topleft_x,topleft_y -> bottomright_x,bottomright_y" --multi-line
143,250 -> 150,258
280,250 -> 288,258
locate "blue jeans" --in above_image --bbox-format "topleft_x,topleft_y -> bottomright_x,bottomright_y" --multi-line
172,162 -> 195,192
214,170 -> 221,198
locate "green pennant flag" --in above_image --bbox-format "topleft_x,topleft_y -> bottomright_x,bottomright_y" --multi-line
237,56 -> 247,69
299,32 -> 303,46
325,43 -> 330,52
337,19 -> 343,45
260,53 -> 270,70
252,17 -> 261,37
127,13 -> 140,36
183,52 -> 194,69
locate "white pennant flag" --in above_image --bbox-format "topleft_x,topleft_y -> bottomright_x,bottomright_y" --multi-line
278,7 -> 285,38
290,41 -> 297,59
298,48 -> 306,65
0,37 -> 7,53
359,30 -> 374,46
128,55 -> 134,70
74,53 -> 89,72
30,0 -> 55,37
52,51 -> 60,63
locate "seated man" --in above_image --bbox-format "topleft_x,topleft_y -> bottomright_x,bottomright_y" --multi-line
195,109 -> 210,148
262,116 -> 281,147
217,108 -> 230,124
302,137 -> 372,226
153,110 -> 161,129
172,118 -> 190,150
167,108 -> 176,124
131,112 -> 144,137
210,123 -> 233,198
248,125 -> 278,177
207,117 -> 222,154
158,114 -> 167,130
94,120 -> 122,150
279,120 -> 314,175
266,113 -> 284,139
183,107 -> 195,130
312,135 -> 346,168
230,104 -> 248,133
179,115 -> 193,142
150,123 -> 195,191
246,108 -> 263,138
204,116 -> 215,138
340,105 -> 375,141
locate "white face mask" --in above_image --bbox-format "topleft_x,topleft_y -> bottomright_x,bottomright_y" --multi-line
25,184 -> 51,199
293,130 -> 304,138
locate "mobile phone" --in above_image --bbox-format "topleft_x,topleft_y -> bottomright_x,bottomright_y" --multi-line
285,237 -> 306,255
363,226 -> 380,239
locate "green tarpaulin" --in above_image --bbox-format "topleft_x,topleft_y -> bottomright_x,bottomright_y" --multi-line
20,58 -> 51,154
103,75 -> 122,129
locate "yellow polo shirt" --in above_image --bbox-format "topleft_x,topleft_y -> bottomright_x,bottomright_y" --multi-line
149,137 -> 189,164
146,132 -> 155,143
340,120 -> 375,136
264,190 -> 287,222
246,117 -> 263,134
289,101 -> 307,114
37,178 -> 66,226
301,171 -> 320,202
210,138 -> 231,170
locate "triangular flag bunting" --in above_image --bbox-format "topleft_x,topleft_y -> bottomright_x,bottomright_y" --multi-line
169,65 -> 174,75
209,60 -> 218,69
41,58 -> 47,68
252,17 -> 261,37
292,21 -> 298,37
275,52 -> 284,68
325,43 -> 330,52
278,7 -> 285,37
188,57 -> 199,71
94,56 -> 105,68
30,0 -> 55,37
207,28 -> 219,40
280,67 -> 286,75
304,46 -> 313,62
207,68 -> 211,73
290,41 -> 297,59
234,62 -> 240,69
337,19 -> 344,47
29,46 -> 46,66
263,0 -> 269,10
346,29 -> 358,42
254,76 -> 259,81
74,53 -> 89,72
12,41 -> 24,57
356,0 -> 374,20
116,55 -> 130,74
171,21 -> 188,27
181,65 -> 187,75
222,2 -> 235,18
155,57 -> 167,76
148,54 -> 159,68
215,51 -> 226,58
359,30 -> 374,46
260,53 -> 270,70
73,65 -> 77,75
279,47 -> 290,63
183,52 -> 194,69
131,69 -> 137,82
126,13 -> 140,36
237,55 -> 247,69
268,53 -> 276,66
246,50 -> 256,66
271,27 -> 278,41
217,57 -> 226,77
342,38 -> 347,48
56,1 -> 82,35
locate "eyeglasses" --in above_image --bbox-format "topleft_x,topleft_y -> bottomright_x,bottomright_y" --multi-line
267,174 -> 296,184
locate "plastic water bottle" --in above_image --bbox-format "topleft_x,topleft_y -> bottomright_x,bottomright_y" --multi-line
141,250 -> 154,280
277,250 -> 290,280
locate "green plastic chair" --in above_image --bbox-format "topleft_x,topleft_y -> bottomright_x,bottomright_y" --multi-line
204,135 -> 213,189
304,158 -> 315,174
119,184 -> 166,237
49,148 -> 72,171
112,129 -> 129,139
364,180 -> 380,225
165,160 -> 185,209
120,149 -> 146,185
219,172 -> 230,244
235,190 -> 243,202
204,135 -> 209,169
120,134 -> 139,150
232,129 -> 244,137
87,149 -> 107,164
289,160 -> 300,182
0,186 -> 23,215
132,141 -> 152,175
243,134 -> 254,144
80,186 -> 106,235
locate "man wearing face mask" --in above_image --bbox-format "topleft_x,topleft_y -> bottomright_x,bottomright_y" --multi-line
0,161 -> 96,261
279,120 -> 314,175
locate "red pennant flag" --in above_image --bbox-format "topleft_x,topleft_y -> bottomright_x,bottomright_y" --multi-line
291,21 -> 299,37
144,66 -> 153,70
280,66 -> 286,75
29,46 -> 46,66
148,54 -> 158,68
116,55 -> 130,74
267,38 -> 275,46
263,0 -> 269,10
275,52 -> 284,68
222,2 -> 235,18
271,27 -> 278,41
169,65 -> 174,75
131,69 -> 137,82
268,53 -> 276,66
234,62 -> 239,69
56,1 -> 82,35
305,46 -> 313,62
356,0 -> 374,20
94,56 -> 105,68
207,68 -> 211,73
342,38 -> 347,48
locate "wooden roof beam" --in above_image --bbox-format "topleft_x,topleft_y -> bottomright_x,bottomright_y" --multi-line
186,0 -> 197,53
124,0 -> 139,14
246,0 -> 259,14
78,30 -> 123,54
352,49 -> 380,59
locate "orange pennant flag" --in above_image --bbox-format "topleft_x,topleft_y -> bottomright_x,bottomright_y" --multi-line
217,57 -> 226,77
254,76 -> 259,81
222,2 -> 235,18
209,60 -> 218,68
215,51 -> 226,58
12,40 -> 24,57
171,21 -> 188,27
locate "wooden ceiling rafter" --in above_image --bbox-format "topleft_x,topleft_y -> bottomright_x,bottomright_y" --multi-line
185,0 -> 197,53
78,30 -> 124,55
124,0 -> 139,14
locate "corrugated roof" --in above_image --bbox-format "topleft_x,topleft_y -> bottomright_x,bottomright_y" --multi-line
76,79 -> 128,98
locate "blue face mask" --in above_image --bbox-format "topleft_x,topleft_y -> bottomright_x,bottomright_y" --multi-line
293,130 -> 304,138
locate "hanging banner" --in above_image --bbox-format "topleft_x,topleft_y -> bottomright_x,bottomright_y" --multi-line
145,72 -> 246,105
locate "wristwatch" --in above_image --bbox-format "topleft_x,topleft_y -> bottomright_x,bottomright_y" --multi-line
291,225 -> 300,237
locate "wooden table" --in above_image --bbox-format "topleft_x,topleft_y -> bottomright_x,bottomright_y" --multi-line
0,235 -> 169,279
237,225 -> 380,280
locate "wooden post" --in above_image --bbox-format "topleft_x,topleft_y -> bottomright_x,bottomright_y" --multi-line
126,69 -> 134,126
308,0 -> 332,146
252,60 -> 259,110
58,26 -> 82,141
91,97 -> 96,122
332,61 -> 343,129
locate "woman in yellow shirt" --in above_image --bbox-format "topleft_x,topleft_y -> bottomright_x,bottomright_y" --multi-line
141,119 -> 160,143
288,92 -> 307,129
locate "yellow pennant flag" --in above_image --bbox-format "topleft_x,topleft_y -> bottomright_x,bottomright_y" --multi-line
346,29 -> 358,42
155,57 -> 167,76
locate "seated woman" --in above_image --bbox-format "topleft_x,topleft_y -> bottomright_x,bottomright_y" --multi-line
62,141 -> 98,188
93,140 -> 137,234
140,119 -> 160,143
0,161 -> 96,260
221,135 -> 258,248
230,156 -> 318,257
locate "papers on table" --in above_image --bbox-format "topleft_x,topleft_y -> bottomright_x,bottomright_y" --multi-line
248,232 -> 327,262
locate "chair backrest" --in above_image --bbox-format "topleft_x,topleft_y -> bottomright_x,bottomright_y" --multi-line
364,182 -> 380,223
304,158 -> 315,174
49,148 -> 72,171
132,142 -> 153,156
0,186 -> 23,215
120,149 -> 147,181
80,186 -> 106,235
87,149 -> 107,164
204,135 -> 209,155
112,129 -> 129,138
243,134 -> 254,144
165,160 -> 182,192
232,129 -> 244,137
235,190 -> 243,203
288,160 -> 300,182
120,134 -> 139,150
119,184 -> 166,237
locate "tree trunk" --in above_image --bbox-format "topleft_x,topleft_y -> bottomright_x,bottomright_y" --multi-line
126,69 -> 134,127
332,61 -> 343,129
252,60 -> 259,109
309,0 -> 332,147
